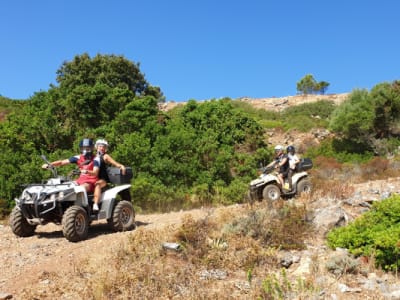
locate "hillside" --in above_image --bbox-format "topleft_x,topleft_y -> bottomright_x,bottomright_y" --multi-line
159,93 -> 349,112
5,92 -> 400,299
2,175 -> 400,299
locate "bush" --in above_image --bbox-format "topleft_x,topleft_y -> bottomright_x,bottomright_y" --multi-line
224,204 -> 313,250
327,195 -> 400,271
305,138 -> 373,164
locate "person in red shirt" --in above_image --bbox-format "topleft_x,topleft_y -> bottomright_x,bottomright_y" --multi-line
42,138 -> 100,195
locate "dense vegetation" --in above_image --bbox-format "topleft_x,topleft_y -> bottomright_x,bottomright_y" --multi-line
327,195 -> 400,271
0,53 -> 268,216
0,52 -> 399,221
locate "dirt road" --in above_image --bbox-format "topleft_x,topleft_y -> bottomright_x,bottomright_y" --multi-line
0,207 -> 209,298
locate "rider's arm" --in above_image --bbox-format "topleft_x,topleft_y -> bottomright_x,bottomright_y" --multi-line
42,158 -> 71,169
104,154 -> 126,175
80,157 -> 100,176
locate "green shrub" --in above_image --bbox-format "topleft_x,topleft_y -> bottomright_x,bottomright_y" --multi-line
327,195 -> 400,271
282,115 -> 320,132
305,138 -> 373,164
283,100 -> 336,119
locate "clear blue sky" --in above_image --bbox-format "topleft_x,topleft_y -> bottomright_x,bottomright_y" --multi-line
1,0 -> 399,101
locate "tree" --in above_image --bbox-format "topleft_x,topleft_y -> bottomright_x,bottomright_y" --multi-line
56,53 -> 163,100
329,89 -> 374,145
51,53 -> 165,137
296,74 -> 330,95
297,74 -> 317,95
329,81 -> 400,155
315,81 -> 330,95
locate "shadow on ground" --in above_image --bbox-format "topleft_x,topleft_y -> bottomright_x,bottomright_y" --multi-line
34,219 -> 151,241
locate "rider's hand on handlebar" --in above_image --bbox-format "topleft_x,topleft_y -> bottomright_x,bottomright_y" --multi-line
42,163 -> 52,169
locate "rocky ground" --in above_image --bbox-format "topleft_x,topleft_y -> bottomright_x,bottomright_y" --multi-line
2,176 -> 400,299
158,93 -> 349,112
0,208 -> 209,299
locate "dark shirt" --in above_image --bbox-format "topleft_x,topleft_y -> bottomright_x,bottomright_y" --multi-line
276,154 -> 289,173
98,154 -> 110,182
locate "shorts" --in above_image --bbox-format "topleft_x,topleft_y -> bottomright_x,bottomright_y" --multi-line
76,176 -> 98,193
279,169 -> 289,178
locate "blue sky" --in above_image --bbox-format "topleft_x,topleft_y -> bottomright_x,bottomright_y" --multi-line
1,0 -> 399,101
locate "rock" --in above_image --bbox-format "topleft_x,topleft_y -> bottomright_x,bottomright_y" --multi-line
311,205 -> 348,236
0,293 -> 12,300
198,269 -> 227,280
162,242 -> 181,251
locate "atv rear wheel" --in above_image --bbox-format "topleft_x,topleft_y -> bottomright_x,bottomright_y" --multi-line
108,200 -> 135,232
262,184 -> 281,202
62,206 -> 89,242
296,179 -> 312,196
9,207 -> 36,237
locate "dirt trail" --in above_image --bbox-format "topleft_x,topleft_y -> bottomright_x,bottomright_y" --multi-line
0,207 -> 209,297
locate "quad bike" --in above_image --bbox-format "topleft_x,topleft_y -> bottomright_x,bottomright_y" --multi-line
248,158 -> 313,203
9,155 -> 135,242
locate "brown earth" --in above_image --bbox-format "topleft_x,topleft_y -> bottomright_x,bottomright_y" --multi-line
1,176 -> 400,299
159,93 -> 349,112
0,208 -> 211,298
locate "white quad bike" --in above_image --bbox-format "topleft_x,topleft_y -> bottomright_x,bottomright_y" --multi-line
248,158 -> 313,203
9,155 -> 135,242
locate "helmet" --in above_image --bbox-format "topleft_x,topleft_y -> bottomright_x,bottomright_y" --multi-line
287,145 -> 295,153
95,139 -> 109,148
79,138 -> 94,158
79,138 -> 94,148
274,145 -> 283,151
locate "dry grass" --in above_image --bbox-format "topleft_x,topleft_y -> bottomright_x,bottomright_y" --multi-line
17,157 -> 400,299
17,201 -> 324,299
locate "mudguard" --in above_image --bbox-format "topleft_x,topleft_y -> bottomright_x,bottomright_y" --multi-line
99,184 -> 131,219
250,173 -> 279,188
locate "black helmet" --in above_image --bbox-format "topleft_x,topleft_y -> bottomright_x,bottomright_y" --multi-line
287,145 -> 295,153
79,138 -> 94,157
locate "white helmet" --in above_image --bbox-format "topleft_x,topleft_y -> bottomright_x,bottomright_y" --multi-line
95,139 -> 109,148
274,145 -> 283,151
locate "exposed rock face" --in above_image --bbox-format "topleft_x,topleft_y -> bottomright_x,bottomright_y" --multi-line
159,93 -> 349,112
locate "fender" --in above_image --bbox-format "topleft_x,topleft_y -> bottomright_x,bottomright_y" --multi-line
102,184 -> 131,200
250,173 -> 279,187
73,185 -> 89,206
291,171 -> 308,183
99,184 -> 132,219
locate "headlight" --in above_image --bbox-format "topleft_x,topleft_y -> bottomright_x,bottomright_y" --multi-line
22,192 -> 31,200
58,191 -> 64,200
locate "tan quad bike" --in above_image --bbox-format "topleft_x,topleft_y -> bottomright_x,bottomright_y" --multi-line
9,155 -> 136,242
248,158 -> 313,203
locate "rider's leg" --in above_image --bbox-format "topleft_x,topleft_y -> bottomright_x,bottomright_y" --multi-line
81,183 -> 91,192
287,169 -> 294,190
93,179 -> 107,210
277,173 -> 284,187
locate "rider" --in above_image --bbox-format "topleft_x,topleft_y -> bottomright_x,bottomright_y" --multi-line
286,145 -> 300,190
41,138 -> 100,194
272,145 -> 289,190
92,139 -> 126,211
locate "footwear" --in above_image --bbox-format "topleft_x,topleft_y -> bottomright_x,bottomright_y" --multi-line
93,203 -> 99,211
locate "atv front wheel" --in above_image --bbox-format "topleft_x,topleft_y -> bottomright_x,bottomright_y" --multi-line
262,185 -> 281,202
62,206 -> 89,242
108,200 -> 135,232
9,207 -> 36,237
296,179 -> 312,196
